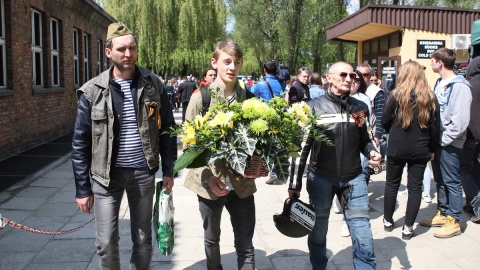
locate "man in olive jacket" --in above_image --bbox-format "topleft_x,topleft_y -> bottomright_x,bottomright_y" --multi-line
184,40 -> 256,270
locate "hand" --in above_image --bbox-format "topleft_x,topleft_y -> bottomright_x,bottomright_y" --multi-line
368,151 -> 382,168
206,176 -> 230,197
289,190 -> 300,200
162,176 -> 174,193
374,137 -> 380,147
430,152 -> 435,161
76,195 -> 94,214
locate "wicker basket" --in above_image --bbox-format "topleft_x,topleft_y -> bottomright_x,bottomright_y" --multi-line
243,154 -> 269,179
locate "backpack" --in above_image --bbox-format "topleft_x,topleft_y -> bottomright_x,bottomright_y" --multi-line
200,85 -> 255,116
277,63 -> 291,84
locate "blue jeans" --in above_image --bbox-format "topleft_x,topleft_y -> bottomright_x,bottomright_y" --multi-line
198,191 -> 255,270
92,166 -> 155,270
307,171 -> 376,270
432,145 -> 463,221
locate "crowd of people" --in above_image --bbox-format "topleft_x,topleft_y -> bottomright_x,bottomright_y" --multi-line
72,22 -> 480,270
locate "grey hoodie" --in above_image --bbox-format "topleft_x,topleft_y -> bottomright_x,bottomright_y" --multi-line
434,75 -> 472,148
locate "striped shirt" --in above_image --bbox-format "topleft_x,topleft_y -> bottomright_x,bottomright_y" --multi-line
114,79 -> 147,168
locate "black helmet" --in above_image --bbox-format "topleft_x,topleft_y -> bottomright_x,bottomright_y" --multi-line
273,195 -> 315,238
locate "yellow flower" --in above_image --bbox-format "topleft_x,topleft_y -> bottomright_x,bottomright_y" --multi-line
194,115 -> 204,129
250,119 -> 269,134
242,99 -> 271,119
181,122 -> 196,148
210,111 -> 235,128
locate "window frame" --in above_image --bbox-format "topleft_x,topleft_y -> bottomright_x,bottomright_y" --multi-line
50,18 -> 60,87
0,0 -> 6,89
73,28 -> 79,87
83,33 -> 90,82
32,9 -> 44,87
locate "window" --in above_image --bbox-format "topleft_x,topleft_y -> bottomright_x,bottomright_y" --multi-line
83,33 -> 90,82
0,0 -> 6,88
96,39 -> 103,75
73,29 -> 79,86
51,18 -> 60,86
32,10 -> 43,87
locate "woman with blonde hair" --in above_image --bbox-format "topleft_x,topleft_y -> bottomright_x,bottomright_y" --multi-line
381,60 -> 440,240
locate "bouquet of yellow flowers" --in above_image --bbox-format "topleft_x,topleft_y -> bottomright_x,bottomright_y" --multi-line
170,92 -> 331,183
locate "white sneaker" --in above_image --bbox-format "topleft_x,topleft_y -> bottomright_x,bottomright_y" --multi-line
265,175 -> 277,184
332,197 -> 341,214
423,194 -> 432,203
341,221 -> 350,237
398,189 -> 409,197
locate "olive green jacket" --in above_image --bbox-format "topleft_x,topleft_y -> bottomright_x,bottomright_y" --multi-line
183,81 -> 257,200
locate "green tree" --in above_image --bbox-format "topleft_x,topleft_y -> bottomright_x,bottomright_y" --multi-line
101,0 -> 227,76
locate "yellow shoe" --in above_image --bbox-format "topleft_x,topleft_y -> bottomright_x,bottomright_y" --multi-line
434,216 -> 461,238
419,210 -> 447,227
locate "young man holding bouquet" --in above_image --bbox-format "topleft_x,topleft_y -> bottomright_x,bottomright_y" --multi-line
289,62 -> 381,270
184,40 -> 256,270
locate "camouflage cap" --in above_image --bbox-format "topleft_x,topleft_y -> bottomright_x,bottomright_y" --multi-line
106,22 -> 133,41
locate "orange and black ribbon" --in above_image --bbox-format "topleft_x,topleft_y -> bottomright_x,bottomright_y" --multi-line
147,102 -> 161,129
351,112 -> 365,127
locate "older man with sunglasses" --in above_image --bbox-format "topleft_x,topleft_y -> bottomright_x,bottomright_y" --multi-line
289,62 -> 381,270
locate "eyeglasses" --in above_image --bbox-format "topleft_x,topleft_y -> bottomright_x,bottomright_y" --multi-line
299,67 -> 310,72
353,78 -> 361,82
330,72 -> 357,79
361,73 -> 371,78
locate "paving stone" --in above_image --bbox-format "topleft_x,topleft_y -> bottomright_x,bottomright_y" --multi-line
33,239 -> 95,263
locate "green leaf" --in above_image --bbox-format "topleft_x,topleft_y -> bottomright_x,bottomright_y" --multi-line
173,148 -> 206,174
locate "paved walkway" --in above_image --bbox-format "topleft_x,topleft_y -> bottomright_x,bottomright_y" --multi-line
1,111 -> 480,269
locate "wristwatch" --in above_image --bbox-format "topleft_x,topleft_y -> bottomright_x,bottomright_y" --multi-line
202,180 -> 210,189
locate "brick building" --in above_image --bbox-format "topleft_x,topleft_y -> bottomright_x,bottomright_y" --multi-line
0,0 -> 115,161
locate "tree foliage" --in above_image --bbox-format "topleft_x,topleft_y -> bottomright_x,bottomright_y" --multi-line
101,0 -> 227,76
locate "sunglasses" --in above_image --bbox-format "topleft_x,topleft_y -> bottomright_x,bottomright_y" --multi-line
331,72 -> 357,79
353,77 -> 361,82
361,73 -> 371,77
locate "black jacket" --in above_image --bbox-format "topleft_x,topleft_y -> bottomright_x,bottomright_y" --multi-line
288,80 -> 310,103
466,56 -> 480,141
289,91 -> 376,191
178,81 -> 197,103
381,91 -> 440,160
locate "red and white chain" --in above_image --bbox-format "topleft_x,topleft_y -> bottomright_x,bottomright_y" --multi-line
0,214 -> 95,235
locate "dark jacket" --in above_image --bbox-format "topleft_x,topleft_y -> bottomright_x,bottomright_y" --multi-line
178,81 -> 197,103
288,80 -> 310,103
381,91 -> 440,160
72,66 -> 177,198
466,56 -> 480,141
289,91 -> 376,191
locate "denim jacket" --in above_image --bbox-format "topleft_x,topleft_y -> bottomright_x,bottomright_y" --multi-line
72,66 -> 177,198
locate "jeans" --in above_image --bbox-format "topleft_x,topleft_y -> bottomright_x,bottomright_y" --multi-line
384,156 -> 428,227
432,145 -> 463,221
92,166 -> 155,270
198,191 -> 255,270
460,137 -> 480,207
307,171 -> 376,270
360,154 -> 370,184
423,164 -> 432,197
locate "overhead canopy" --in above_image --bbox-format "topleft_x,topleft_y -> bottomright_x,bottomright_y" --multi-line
327,4 -> 480,42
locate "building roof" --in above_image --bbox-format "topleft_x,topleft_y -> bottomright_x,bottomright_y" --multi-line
327,4 -> 480,42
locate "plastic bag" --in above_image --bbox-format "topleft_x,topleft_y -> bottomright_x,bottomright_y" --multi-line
153,182 -> 175,255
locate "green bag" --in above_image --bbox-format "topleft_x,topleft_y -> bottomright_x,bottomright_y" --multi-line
153,182 -> 175,255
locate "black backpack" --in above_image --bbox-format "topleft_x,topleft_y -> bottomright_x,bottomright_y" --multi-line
200,86 -> 255,116
277,63 -> 291,84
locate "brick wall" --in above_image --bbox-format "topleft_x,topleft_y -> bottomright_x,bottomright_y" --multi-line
0,0 -> 115,160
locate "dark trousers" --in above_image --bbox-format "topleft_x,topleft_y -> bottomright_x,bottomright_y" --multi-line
197,191 -> 255,270
182,101 -> 189,122
460,137 -> 480,207
384,156 -> 428,227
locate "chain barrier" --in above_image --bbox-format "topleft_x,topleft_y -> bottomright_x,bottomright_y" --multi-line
0,214 -> 95,235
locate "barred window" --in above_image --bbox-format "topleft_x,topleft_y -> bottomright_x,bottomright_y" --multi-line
73,29 -> 79,86
51,18 -> 60,86
83,33 -> 90,82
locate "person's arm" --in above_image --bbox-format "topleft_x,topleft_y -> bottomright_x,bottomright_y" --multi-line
441,84 -> 472,146
381,95 -> 396,133
158,80 -> 177,193
429,96 -> 441,154
373,91 -> 386,144
72,94 -> 94,213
